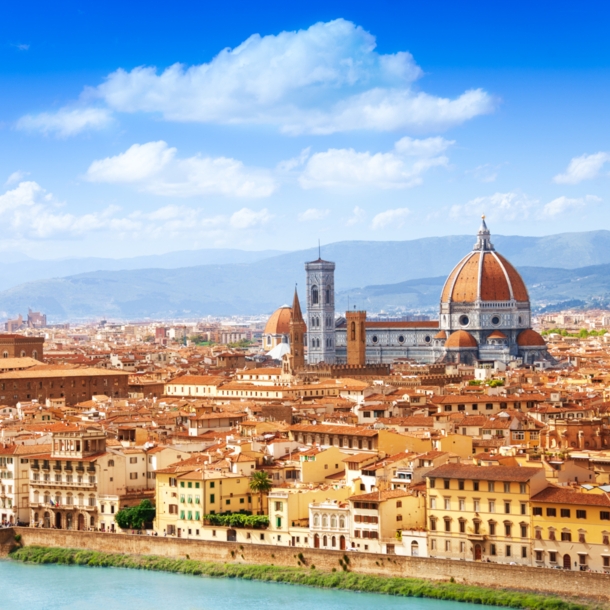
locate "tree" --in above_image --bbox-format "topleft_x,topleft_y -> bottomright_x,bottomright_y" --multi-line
249,471 -> 272,515
115,499 -> 156,530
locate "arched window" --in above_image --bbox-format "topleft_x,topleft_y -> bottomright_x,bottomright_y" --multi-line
331,536 -> 336,547
322,514 -> 328,527
323,535 -> 328,547
108,460 -> 114,467
32,350 -> 38,360
2,352 -> 7,359
351,322 -> 356,341
339,516 -> 345,529
316,339 -> 320,348
313,513 -> 320,527
330,515 -> 337,528
325,287 -> 330,304
20,350 -> 26,357
312,286 -> 319,305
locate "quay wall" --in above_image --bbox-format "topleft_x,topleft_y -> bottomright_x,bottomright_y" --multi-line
5,527 -> 610,602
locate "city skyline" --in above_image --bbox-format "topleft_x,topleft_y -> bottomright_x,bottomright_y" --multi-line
1,1 -> 610,259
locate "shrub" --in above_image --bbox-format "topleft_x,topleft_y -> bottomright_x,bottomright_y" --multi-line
115,500 -> 155,530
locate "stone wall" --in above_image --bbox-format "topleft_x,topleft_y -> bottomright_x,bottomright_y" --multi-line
6,527 -> 610,602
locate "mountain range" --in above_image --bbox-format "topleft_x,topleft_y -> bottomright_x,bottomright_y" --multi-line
4,230 -> 610,321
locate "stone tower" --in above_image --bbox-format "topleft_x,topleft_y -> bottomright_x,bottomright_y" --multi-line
346,310 -> 366,366
305,256 -> 336,364
289,287 -> 306,371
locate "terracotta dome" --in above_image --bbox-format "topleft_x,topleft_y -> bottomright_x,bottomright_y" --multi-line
445,330 -> 478,348
441,218 -> 528,304
434,330 -> 447,340
264,306 -> 292,336
487,330 -> 508,339
517,329 -> 546,347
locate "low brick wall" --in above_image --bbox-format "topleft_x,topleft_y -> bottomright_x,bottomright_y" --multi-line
6,527 -> 610,602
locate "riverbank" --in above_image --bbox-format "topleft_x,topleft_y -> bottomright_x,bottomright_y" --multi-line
8,546 -> 599,610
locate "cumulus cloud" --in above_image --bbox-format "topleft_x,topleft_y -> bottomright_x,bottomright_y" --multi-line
0,181 -> 124,239
553,152 -> 610,184
371,207 -> 411,230
298,208 -> 330,222
299,136 -> 453,189
450,191 -> 537,222
85,141 -> 276,198
0,181 -> 276,241
16,107 -> 113,137
40,19 -> 490,136
467,163 -> 502,183
542,195 -> 601,217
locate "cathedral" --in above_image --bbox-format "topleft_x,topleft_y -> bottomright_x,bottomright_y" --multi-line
263,218 -> 551,367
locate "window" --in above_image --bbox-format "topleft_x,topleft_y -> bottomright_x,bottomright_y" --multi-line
275,501 -> 283,511
506,545 -> 512,557
210,494 -> 215,503
444,519 -> 451,532
504,523 -> 512,537
312,286 -> 319,305
533,507 -> 542,516
459,519 -> 466,533
560,508 -> 571,518
536,550 -> 543,562
458,480 -> 464,490
430,518 -> 437,531
276,517 -> 282,528
488,481 -> 495,492
445,540 -> 451,551
444,498 -> 451,510
603,534 -> 609,546
490,544 -> 496,556
503,482 -> 510,493
489,522 -> 496,536
549,529 -> 556,541
489,500 -> 495,513
521,503 -> 527,515
430,539 -> 436,550
519,483 -> 527,494
549,552 -> 557,563
129,457 -> 137,464
576,510 -> 587,519
459,498 -> 465,511
473,499 -> 480,512
561,531 -> 572,542
546,508 -> 556,517
129,472 -> 138,480
473,481 -> 479,491
521,546 -> 527,559
430,497 -> 436,509
521,525 -> 527,538
578,532 -> 586,543
504,502 -> 511,514
444,479 -> 450,490
603,557 -> 610,568
600,511 -> 610,521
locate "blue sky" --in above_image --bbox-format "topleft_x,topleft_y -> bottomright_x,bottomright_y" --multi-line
1,1 -> 609,259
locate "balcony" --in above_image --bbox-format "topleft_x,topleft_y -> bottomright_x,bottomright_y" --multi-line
30,480 -> 97,489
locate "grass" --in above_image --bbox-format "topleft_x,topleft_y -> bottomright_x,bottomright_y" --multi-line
8,546 -> 596,610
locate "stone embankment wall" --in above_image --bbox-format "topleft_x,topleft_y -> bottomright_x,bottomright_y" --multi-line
6,527 -> 610,602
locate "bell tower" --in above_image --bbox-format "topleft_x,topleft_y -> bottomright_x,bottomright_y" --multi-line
305,255 -> 336,364
289,287 -> 306,371
346,310 -> 366,366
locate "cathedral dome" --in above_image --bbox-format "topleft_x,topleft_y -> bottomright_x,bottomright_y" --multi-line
445,330 -> 478,348
441,218 -> 529,304
264,306 -> 292,336
517,329 -> 546,347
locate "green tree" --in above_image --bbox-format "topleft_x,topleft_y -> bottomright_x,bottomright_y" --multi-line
249,471 -> 272,515
115,500 -> 156,530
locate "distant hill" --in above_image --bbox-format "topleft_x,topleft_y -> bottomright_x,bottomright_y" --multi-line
4,230 -> 610,320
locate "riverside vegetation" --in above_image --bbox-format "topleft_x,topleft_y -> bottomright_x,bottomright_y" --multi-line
9,546 -> 598,610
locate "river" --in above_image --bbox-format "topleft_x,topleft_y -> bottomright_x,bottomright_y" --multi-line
0,559 -> 498,610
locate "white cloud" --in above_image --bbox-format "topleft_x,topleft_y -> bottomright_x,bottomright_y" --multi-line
371,207 -> 411,230
16,107 -> 113,137
0,181 -> 276,241
299,136 -> 452,189
86,141 -> 276,198
451,191 -> 537,222
230,208 -> 273,229
75,19 -> 493,135
346,206 -> 366,226
553,152 -> 610,184
298,208 -> 330,222
542,195 -> 601,217
5,171 -> 30,186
